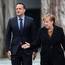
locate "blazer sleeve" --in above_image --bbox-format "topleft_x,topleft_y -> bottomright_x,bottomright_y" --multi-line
6,19 -> 12,51
60,28 -> 65,50
30,19 -> 38,52
31,19 -> 37,41
31,28 -> 41,49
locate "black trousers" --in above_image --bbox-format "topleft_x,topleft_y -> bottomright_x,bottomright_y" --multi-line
11,48 -> 32,65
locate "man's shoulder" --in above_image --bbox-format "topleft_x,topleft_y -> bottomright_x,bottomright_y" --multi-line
8,16 -> 17,25
25,16 -> 33,20
9,16 -> 17,20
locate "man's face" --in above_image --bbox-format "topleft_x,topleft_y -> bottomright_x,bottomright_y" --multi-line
16,4 -> 26,16
43,17 -> 53,29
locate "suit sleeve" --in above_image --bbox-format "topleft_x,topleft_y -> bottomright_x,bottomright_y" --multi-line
6,19 -> 12,51
30,19 -> 38,52
31,28 -> 41,51
60,28 -> 65,50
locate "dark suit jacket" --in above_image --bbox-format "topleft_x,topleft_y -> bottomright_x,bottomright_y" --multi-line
33,25 -> 65,63
6,16 -> 37,54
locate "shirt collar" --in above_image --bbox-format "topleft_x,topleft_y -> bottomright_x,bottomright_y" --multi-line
17,15 -> 25,20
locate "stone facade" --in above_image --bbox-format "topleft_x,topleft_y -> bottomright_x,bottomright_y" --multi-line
41,0 -> 65,34
0,0 -> 16,57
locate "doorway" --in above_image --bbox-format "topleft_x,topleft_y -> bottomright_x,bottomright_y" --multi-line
26,8 -> 41,30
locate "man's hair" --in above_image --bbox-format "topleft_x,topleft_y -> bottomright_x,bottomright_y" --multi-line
16,2 -> 26,9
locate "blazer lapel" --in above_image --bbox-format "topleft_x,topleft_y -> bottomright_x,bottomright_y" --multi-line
24,16 -> 28,28
14,17 -> 19,31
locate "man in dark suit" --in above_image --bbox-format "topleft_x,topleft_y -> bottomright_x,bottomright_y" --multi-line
6,3 -> 37,65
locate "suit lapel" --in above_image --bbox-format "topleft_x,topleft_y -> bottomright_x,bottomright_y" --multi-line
24,16 -> 28,29
14,17 -> 19,31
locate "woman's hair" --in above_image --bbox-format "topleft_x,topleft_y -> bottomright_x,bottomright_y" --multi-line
43,14 -> 55,25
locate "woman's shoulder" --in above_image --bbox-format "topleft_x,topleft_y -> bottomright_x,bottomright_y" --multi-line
54,25 -> 63,32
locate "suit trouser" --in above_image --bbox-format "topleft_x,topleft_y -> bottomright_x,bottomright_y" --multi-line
11,49 -> 32,65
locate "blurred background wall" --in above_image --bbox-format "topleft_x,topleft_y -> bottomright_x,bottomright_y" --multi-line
0,0 -> 65,58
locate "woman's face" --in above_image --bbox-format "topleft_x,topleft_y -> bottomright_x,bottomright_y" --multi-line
43,17 -> 53,29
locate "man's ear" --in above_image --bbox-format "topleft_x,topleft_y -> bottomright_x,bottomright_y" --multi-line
24,9 -> 26,13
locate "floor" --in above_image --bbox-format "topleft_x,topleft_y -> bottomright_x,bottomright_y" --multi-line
0,52 -> 40,65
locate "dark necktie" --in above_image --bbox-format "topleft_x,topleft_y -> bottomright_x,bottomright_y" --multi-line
19,18 -> 23,30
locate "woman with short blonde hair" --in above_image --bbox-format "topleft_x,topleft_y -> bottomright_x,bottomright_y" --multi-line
33,14 -> 65,65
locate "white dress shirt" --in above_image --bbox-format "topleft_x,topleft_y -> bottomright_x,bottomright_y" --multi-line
17,16 -> 25,29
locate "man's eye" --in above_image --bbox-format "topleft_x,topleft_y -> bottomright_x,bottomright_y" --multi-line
19,8 -> 21,10
16,8 -> 22,10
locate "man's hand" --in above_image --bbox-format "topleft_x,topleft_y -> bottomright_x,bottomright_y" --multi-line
7,51 -> 11,59
21,42 -> 30,49
32,52 -> 37,60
